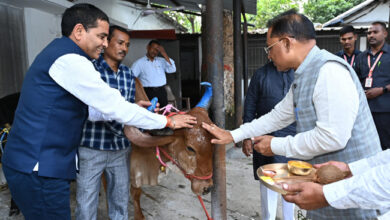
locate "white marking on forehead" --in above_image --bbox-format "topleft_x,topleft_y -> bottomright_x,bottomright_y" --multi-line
191,127 -> 205,143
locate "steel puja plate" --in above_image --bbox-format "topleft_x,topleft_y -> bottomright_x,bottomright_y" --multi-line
257,163 -> 316,195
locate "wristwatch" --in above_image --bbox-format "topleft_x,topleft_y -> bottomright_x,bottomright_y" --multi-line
383,86 -> 388,94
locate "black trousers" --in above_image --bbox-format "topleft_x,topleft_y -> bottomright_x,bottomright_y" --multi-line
372,112 -> 390,150
144,86 -> 168,107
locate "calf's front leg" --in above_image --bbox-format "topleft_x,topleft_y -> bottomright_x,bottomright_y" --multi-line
131,185 -> 145,220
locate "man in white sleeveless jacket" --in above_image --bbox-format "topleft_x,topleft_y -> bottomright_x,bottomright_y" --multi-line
202,9 -> 382,220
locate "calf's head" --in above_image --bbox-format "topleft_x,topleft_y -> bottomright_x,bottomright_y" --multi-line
124,83 -> 214,195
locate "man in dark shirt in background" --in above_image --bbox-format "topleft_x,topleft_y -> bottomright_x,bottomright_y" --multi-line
242,62 -> 295,220
0,93 -> 20,127
335,25 -> 361,68
0,92 -> 20,216
355,21 -> 390,150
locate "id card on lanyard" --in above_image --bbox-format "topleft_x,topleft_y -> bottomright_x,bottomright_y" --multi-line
344,54 -> 355,67
365,51 -> 383,88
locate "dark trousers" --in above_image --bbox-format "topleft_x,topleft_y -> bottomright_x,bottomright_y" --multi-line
372,112 -> 390,150
3,165 -> 71,220
144,86 -> 168,107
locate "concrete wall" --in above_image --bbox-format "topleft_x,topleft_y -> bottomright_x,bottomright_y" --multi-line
123,38 -> 151,67
8,0 -> 182,66
77,0 -> 181,31
24,7 -> 62,66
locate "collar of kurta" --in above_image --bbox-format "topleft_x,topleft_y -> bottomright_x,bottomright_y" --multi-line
294,45 -> 320,77
95,54 -> 126,73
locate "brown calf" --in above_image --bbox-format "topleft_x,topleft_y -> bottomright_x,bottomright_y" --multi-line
124,79 -> 214,220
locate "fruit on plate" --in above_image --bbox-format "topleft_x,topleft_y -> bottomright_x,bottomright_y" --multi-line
314,164 -> 346,184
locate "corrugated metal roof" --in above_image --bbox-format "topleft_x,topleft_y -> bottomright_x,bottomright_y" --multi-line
322,0 -> 378,27
248,25 -> 370,35
129,0 -> 257,15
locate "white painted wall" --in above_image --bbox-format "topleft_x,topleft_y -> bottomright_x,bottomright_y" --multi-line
6,0 -> 182,69
77,0 -> 181,31
24,7 -> 62,66
123,38 -> 151,67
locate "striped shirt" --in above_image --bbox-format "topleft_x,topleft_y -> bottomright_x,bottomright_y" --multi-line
80,55 -> 135,150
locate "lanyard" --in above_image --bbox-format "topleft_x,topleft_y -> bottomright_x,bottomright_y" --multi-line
367,51 -> 383,78
343,54 -> 355,66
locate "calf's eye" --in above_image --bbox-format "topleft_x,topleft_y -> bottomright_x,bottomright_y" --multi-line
187,146 -> 196,154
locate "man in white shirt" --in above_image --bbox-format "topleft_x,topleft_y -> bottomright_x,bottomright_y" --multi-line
202,9 -> 381,219
282,150 -> 390,211
131,40 -> 176,107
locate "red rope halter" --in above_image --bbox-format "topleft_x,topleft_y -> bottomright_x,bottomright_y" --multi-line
156,146 -> 213,220
154,105 -> 213,220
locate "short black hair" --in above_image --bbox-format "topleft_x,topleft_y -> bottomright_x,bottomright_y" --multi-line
340,25 -> 356,36
371,21 -> 387,32
148,40 -> 161,46
108,25 -> 130,41
267,9 -> 316,41
61,3 -> 109,37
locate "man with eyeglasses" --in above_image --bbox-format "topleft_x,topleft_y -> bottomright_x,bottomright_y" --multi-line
354,21 -> 390,151
202,9 -> 381,219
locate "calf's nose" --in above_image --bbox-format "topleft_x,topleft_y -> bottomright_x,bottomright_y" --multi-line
202,186 -> 212,195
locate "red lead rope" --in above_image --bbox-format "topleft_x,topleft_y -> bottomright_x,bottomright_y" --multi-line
198,195 -> 213,220
157,146 -> 213,220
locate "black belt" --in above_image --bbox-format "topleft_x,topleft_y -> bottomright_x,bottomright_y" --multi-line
144,86 -> 165,91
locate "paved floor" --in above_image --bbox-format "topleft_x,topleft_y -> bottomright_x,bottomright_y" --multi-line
1,145 -> 390,220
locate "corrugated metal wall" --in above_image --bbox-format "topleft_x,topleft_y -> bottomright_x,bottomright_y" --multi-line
0,4 -> 27,98
246,30 -> 366,78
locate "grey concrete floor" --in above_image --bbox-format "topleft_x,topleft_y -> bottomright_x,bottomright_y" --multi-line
1,145 -> 390,220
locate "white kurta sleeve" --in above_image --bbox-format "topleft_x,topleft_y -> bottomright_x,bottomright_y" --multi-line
48,54 -> 167,130
324,151 -> 390,209
271,62 -> 359,159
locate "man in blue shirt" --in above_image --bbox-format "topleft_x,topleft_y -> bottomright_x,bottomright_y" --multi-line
335,25 -> 361,68
355,21 -> 390,150
131,40 -> 176,107
242,62 -> 295,220
75,25 -> 134,220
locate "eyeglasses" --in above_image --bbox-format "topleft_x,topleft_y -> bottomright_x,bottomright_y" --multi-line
264,39 -> 283,54
264,36 -> 294,54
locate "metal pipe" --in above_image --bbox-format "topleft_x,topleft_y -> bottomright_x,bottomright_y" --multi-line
205,0 -> 226,219
241,6 -> 249,95
233,0 -> 243,132
388,4 -> 390,44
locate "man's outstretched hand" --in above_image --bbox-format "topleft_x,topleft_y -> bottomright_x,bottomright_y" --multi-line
252,135 -> 274,156
202,122 -> 233,145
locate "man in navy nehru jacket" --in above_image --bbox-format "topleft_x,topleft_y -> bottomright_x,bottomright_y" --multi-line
2,4 -> 195,220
